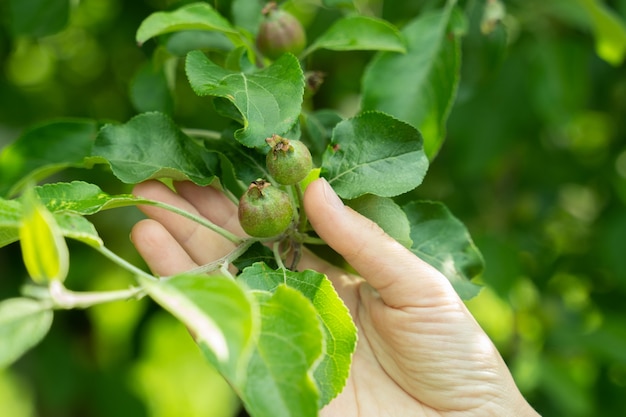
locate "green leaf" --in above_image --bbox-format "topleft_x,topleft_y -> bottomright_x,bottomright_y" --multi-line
215,154 -> 248,199
185,51 -> 305,148
0,119 -> 98,197
130,63 -> 174,114
403,201 -> 483,300
0,298 -> 53,368
92,112 -> 219,185
53,213 -> 103,248
139,273 -> 323,416
361,2 -> 461,159
0,197 -> 102,249
544,0 -> 626,66
238,263 -> 356,407
7,0 -> 69,37
305,15 -> 406,55
166,30 -> 234,56
138,274 -> 256,383
346,194 -> 413,248
0,198 -> 22,248
33,181 -> 141,215
136,2 -> 237,45
321,111 -> 428,199
224,45 -> 258,73
27,182 -> 108,247
202,134 -> 269,193
300,110 -> 344,165
231,0 -> 265,35
574,0 -> 626,66
322,0 -> 355,9
30,181 -> 134,246
231,242 -> 277,271
241,286 -> 322,417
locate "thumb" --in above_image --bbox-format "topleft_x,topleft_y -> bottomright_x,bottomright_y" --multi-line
303,178 -> 458,308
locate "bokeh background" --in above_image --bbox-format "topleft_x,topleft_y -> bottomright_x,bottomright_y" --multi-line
1,0 -> 626,416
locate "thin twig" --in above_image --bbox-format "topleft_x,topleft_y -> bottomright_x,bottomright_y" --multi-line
163,239 -> 256,279
24,281 -> 144,310
139,199 -> 243,244
182,128 -> 222,140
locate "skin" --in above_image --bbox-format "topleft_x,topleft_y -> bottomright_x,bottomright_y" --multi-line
131,178 -> 541,417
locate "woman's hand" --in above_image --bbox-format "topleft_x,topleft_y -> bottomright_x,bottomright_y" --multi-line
131,179 -> 540,417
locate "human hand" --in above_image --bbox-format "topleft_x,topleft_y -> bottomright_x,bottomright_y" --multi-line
130,178 -> 540,417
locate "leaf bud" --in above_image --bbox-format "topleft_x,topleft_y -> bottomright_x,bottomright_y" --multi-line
19,188 -> 69,284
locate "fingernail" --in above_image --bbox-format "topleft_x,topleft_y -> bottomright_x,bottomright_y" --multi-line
321,178 -> 344,210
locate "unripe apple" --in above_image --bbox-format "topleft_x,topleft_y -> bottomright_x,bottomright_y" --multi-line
256,2 -> 306,60
238,180 -> 294,238
266,134 -> 312,185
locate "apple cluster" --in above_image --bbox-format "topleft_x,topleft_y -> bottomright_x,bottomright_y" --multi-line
237,136 -> 313,238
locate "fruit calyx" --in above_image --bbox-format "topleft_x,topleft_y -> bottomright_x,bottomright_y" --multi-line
247,178 -> 271,198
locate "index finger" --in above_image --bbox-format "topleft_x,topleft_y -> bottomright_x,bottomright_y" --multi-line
133,180 -> 242,266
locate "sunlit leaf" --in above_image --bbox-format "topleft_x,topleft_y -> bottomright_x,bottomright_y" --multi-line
138,273 -> 256,382
19,188 -> 69,284
238,263 -> 356,407
305,15 -> 406,55
0,298 -> 53,368
240,286 -> 322,417
0,119 -> 98,198
136,2 -> 237,45
575,0 -> 626,66
139,273 -> 324,416
34,181 -> 141,214
130,313 -> 240,417
321,111 -> 428,199
0,196 -> 102,249
52,213 -> 103,248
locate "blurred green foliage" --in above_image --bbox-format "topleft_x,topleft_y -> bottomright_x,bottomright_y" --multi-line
1,0 -> 625,416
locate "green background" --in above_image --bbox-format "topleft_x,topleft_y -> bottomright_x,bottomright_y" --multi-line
1,0 -> 626,416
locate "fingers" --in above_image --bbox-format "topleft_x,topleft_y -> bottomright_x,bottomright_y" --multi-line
132,178 -> 458,309
303,178 -> 459,308
131,219 -> 199,276
174,181 -> 245,237
132,180 -> 242,266
131,180 -> 333,281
